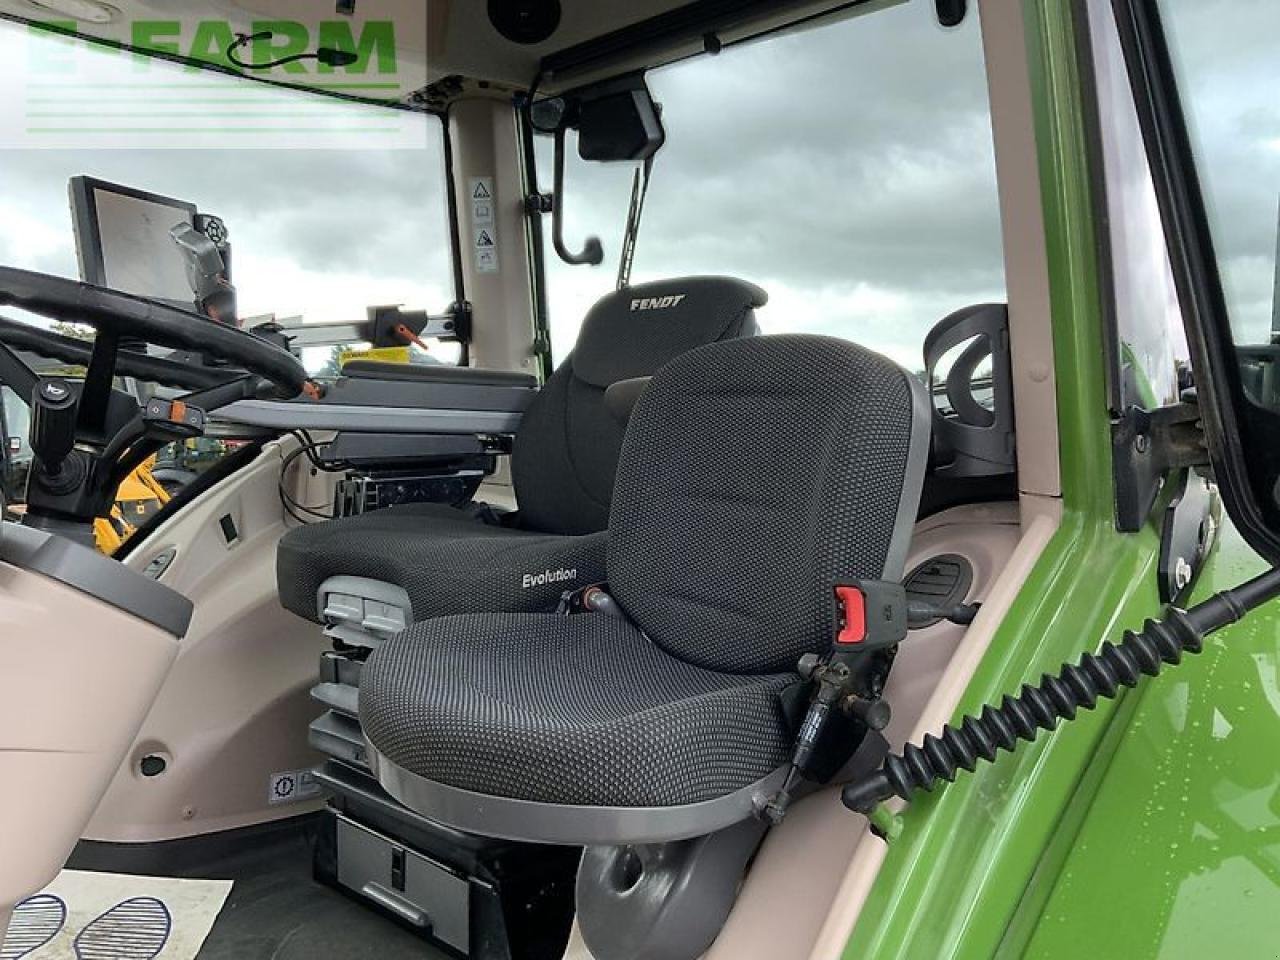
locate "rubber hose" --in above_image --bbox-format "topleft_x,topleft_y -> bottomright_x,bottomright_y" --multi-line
842,608 -> 1203,813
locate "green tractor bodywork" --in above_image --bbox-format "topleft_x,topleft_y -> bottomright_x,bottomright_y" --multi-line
847,3 -> 1279,957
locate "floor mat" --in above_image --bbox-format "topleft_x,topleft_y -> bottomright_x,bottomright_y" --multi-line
2,872 -> 230,960
67,818 -> 444,960
2,895 -> 66,959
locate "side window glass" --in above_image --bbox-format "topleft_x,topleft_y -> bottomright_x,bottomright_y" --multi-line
1,386 -> 32,513
1088,0 -> 1191,410
1156,0 -> 1279,411
533,133 -> 636,363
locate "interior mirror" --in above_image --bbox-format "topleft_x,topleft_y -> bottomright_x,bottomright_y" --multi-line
529,96 -> 567,133
532,75 -> 664,160
534,75 -> 664,268
935,0 -> 968,28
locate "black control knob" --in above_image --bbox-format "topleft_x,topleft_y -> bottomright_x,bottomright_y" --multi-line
842,695 -> 892,732
30,378 -> 78,472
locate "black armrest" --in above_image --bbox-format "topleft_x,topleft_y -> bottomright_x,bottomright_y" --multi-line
342,360 -> 536,388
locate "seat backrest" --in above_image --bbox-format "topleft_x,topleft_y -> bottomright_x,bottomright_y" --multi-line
511,276 -> 766,536
607,334 -> 930,674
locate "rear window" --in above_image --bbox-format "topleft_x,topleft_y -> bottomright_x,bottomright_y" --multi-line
538,1 -> 1006,371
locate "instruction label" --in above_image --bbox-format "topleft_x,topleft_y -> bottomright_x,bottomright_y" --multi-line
469,176 -> 499,273
268,768 -> 322,805
339,345 -> 411,366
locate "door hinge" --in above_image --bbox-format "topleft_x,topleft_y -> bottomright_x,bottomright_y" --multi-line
1112,401 -> 1208,532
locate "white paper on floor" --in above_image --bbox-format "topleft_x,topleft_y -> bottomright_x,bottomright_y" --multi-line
2,870 -> 231,960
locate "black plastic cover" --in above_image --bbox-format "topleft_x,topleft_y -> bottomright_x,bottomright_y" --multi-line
577,89 -> 665,163
0,520 -> 192,637
341,361 -> 535,388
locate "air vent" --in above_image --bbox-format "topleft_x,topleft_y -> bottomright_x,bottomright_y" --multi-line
904,554 -> 973,628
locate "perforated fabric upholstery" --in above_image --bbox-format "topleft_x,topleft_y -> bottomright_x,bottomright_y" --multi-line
360,335 -> 927,819
570,276 -> 767,387
361,612 -> 796,806
276,502 -> 606,623
511,276 -> 766,535
275,277 -> 764,625
608,335 -> 922,673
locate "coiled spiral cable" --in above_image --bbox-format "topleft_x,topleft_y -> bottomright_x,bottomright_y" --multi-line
842,566 -> 1280,816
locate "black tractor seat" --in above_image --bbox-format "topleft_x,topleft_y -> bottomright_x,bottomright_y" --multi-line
359,333 -> 931,843
275,275 -> 766,629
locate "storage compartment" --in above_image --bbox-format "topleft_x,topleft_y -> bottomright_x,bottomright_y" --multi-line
307,633 -> 580,957
313,763 -> 580,960
332,813 -> 472,953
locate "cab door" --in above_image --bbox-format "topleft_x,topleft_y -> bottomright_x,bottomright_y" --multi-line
1020,1 -> 1280,955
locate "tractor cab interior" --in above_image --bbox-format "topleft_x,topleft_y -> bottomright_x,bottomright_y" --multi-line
0,2 -> 1062,958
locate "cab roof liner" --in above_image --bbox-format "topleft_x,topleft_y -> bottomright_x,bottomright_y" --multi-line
0,0 -> 897,108
537,0 -> 882,87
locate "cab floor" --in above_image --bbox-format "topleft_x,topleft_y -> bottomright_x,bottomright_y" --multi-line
69,816 -> 445,960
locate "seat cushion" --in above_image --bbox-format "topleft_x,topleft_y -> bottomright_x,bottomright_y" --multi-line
276,503 -> 607,623
360,612 -> 797,807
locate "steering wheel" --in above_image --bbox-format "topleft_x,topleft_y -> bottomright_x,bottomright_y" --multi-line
0,267 -> 305,396
0,267 -> 309,542
0,314 -> 245,392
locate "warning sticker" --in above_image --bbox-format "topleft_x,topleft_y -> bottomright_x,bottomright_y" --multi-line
472,224 -> 499,274
268,768 -> 322,805
469,177 -> 499,273
469,176 -> 495,226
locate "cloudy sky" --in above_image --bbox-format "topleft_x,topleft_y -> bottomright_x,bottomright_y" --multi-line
0,0 -> 1273,369
1159,0 -> 1280,344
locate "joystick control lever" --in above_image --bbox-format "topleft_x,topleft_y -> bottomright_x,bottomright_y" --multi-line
30,378 -> 81,494
30,379 -> 77,470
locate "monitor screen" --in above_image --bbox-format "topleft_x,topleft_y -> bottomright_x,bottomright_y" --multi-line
69,177 -> 198,310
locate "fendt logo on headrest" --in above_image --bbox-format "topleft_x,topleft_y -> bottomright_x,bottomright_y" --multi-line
630,294 -> 686,311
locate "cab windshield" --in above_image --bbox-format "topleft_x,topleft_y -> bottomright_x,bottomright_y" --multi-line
0,21 -> 455,371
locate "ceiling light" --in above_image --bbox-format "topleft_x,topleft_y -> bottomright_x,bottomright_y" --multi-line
24,0 -> 119,24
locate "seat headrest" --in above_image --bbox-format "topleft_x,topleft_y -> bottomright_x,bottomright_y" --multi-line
572,276 -> 767,388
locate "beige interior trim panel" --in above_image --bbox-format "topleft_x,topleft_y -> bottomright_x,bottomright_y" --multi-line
0,561 -> 179,917
980,0 -> 1062,499
86,439 -> 332,843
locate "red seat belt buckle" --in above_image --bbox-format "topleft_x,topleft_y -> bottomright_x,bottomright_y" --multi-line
834,585 -> 867,645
